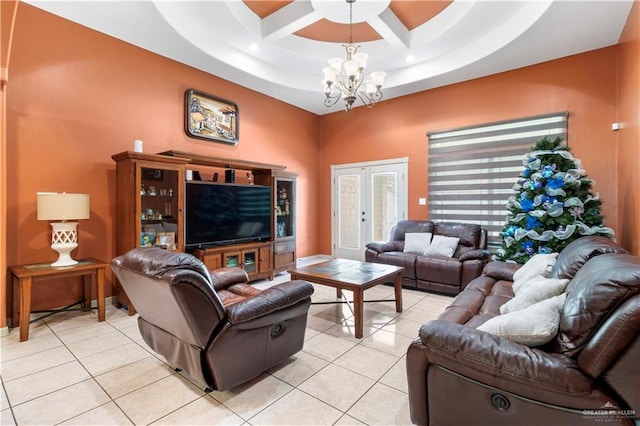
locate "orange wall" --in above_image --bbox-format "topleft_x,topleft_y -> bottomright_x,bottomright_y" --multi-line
5,4 -> 320,311
318,47 -> 622,254
617,0 -> 640,254
1,1 -> 20,332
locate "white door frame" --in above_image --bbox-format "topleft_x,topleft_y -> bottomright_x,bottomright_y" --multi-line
331,157 -> 408,260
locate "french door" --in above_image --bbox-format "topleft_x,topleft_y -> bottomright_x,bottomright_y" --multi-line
331,158 -> 408,260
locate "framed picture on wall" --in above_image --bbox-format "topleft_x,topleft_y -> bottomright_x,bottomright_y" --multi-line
185,89 -> 239,145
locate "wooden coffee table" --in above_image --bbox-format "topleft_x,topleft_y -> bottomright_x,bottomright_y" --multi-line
290,258 -> 403,338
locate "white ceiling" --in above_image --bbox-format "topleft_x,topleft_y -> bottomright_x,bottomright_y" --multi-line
26,0 -> 634,115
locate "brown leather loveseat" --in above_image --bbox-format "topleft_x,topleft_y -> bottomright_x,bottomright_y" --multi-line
111,247 -> 314,391
407,236 -> 640,425
365,220 -> 488,295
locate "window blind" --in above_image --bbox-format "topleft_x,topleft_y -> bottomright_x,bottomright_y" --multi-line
427,112 -> 568,249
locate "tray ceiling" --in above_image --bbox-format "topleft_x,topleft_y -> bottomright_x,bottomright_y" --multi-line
25,0 -> 634,115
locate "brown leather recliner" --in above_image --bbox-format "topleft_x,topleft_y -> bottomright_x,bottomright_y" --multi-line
111,248 -> 314,391
407,236 -> 640,425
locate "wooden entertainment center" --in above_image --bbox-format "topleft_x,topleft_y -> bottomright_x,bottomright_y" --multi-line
112,150 -> 297,315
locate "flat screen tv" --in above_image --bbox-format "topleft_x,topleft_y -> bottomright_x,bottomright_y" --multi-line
185,182 -> 272,248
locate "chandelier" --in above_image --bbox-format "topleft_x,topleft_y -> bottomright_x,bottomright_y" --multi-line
322,0 -> 386,111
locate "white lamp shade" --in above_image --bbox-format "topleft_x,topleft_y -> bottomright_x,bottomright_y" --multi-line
323,66 -> 337,83
364,80 -> 377,95
353,52 -> 368,69
328,57 -> 344,72
344,60 -> 359,78
370,71 -> 386,87
37,193 -> 90,221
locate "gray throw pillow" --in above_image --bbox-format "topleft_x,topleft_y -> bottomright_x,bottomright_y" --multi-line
501,276 -> 569,314
512,253 -> 558,289
403,232 -> 432,255
423,235 -> 459,257
478,294 -> 566,346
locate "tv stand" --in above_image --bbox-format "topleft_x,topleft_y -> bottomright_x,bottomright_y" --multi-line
113,150 -> 297,314
161,150 -> 298,279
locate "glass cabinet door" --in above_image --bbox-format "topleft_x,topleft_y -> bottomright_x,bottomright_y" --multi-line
242,251 -> 257,273
139,166 -> 180,250
275,178 -> 295,240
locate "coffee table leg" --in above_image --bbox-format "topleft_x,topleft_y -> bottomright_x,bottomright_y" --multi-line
353,288 -> 363,338
394,272 -> 403,313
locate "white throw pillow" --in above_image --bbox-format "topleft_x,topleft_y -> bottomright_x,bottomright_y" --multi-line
478,293 -> 566,346
403,233 -> 432,255
501,276 -> 569,314
512,253 -> 559,290
423,235 -> 459,257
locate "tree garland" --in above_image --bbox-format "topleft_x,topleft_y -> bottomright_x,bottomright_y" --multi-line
495,136 -> 614,264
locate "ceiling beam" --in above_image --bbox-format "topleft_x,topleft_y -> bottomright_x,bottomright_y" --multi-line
262,2 -> 322,42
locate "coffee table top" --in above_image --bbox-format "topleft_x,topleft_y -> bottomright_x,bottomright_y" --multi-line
290,258 -> 403,286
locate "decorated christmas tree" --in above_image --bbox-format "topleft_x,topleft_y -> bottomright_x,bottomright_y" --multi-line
496,136 -> 614,264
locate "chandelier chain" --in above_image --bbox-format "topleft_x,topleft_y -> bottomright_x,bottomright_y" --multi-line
349,0 -> 353,44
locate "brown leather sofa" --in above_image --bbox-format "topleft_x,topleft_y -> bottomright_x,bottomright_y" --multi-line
365,220 -> 489,295
407,236 -> 640,426
111,248 -> 314,391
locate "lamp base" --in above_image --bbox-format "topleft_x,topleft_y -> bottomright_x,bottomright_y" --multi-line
50,222 -> 79,267
50,248 -> 79,267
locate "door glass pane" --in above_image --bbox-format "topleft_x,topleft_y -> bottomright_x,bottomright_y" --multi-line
338,174 -> 360,249
371,172 -> 398,241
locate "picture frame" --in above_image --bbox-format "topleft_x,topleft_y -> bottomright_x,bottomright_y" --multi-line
185,89 -> 239,145
156,232 -> 175,248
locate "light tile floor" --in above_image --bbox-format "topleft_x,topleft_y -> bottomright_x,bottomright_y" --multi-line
0,268 -> 452,426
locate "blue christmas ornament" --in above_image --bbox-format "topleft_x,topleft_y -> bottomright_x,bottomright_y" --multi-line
521,239 -> 535,255
546,178 -> 565,190
526,216 -> 542,229
521,199 -> 534,212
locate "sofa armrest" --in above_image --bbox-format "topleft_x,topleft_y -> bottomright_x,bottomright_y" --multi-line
417,320 -> 592,394
482,261 -> 521,282
459,249 -> 489,262
209,267 -> 249,291
365,241 -> 397,253
226,280 -> 314,325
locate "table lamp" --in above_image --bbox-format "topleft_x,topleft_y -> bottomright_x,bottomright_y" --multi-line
37,192 -> 90,267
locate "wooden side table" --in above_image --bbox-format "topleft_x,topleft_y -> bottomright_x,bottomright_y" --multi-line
9,258 -> 108,342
